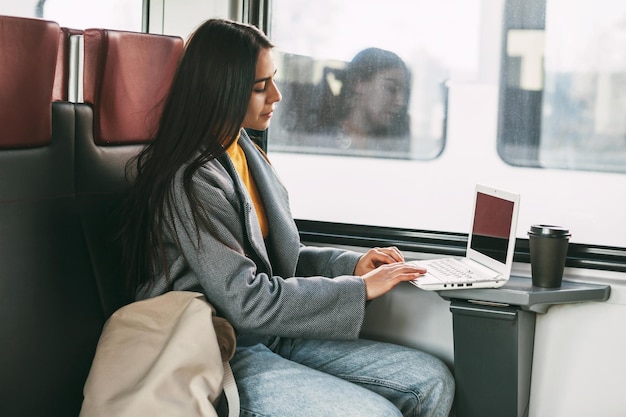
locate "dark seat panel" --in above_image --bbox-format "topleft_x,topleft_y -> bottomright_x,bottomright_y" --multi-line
0,197 -> 103,417
0,102 -> 104,417
75,103 -> 144,317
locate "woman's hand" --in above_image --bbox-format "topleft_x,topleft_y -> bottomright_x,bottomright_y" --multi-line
354,247 -> 427,300
361,262 -> 427,300
354,246 -> 405,276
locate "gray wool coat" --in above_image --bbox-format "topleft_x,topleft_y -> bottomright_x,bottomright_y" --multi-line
138,130 -> 368,345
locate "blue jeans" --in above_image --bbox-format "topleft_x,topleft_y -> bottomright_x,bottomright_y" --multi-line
222,337 -> 455,417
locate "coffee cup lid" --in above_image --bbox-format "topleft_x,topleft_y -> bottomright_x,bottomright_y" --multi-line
528,224 -> 571,238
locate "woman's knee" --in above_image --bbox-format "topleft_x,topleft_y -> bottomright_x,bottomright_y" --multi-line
371,346 -> 455,417
415,355 -> 455,417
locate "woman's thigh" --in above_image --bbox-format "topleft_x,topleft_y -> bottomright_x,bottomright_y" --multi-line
273,338 -> 455,417
227,343 -> 402,417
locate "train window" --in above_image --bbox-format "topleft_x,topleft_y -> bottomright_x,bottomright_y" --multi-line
499,0 -> 626,174
266,0 -> 626,253
0,0 -> 143,31
268,0 -> 486,160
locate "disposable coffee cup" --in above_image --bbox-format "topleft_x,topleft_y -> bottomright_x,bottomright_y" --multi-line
528,225 -> 571,288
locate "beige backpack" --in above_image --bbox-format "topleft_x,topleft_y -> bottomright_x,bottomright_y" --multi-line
80,291 -> 239,417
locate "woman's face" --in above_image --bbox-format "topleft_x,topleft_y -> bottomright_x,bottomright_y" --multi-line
242,48 -> 282,131
354,67 -> 409,132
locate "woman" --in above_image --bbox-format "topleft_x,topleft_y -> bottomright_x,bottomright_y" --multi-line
121,19 -> 454,417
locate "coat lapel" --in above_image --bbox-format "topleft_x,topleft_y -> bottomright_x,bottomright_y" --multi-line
239,133 -> 300,278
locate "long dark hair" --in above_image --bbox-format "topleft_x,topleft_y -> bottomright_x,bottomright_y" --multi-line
121,19 -> 273,295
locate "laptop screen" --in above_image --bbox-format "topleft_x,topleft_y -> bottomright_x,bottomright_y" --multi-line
470,191 -> 515,263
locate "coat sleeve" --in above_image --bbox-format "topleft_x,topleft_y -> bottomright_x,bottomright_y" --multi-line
144,162 -> 368,341
296,244 -> 363,278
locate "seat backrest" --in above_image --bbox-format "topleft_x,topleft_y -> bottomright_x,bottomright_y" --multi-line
0,15 -> 104,417
0,16 -> 57,148
82,28 -> 184,145
76,28 -> 184,317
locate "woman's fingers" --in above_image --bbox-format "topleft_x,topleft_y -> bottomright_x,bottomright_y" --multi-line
362,262 -> 426,300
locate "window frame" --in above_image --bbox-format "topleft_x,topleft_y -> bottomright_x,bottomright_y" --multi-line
260,0 -> 626,276
296,220 -> 626,274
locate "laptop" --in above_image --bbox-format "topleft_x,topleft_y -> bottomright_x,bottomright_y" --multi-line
409,184 -> 520,291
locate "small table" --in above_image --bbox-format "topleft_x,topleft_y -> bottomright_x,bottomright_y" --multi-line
437,276 -> 610,417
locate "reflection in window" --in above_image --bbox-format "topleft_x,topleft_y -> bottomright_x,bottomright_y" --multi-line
268,0 -> 482,160
498,0 -> 626,174
274,48 -> 412,157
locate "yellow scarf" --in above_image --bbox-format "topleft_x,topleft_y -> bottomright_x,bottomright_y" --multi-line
226,138 -> 269,238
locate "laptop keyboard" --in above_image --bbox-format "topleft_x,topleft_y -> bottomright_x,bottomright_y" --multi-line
425,258 -> 492,282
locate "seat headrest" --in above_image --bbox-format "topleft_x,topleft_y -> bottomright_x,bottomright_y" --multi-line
0,15 -> 60,149
83,29 -> 184,146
